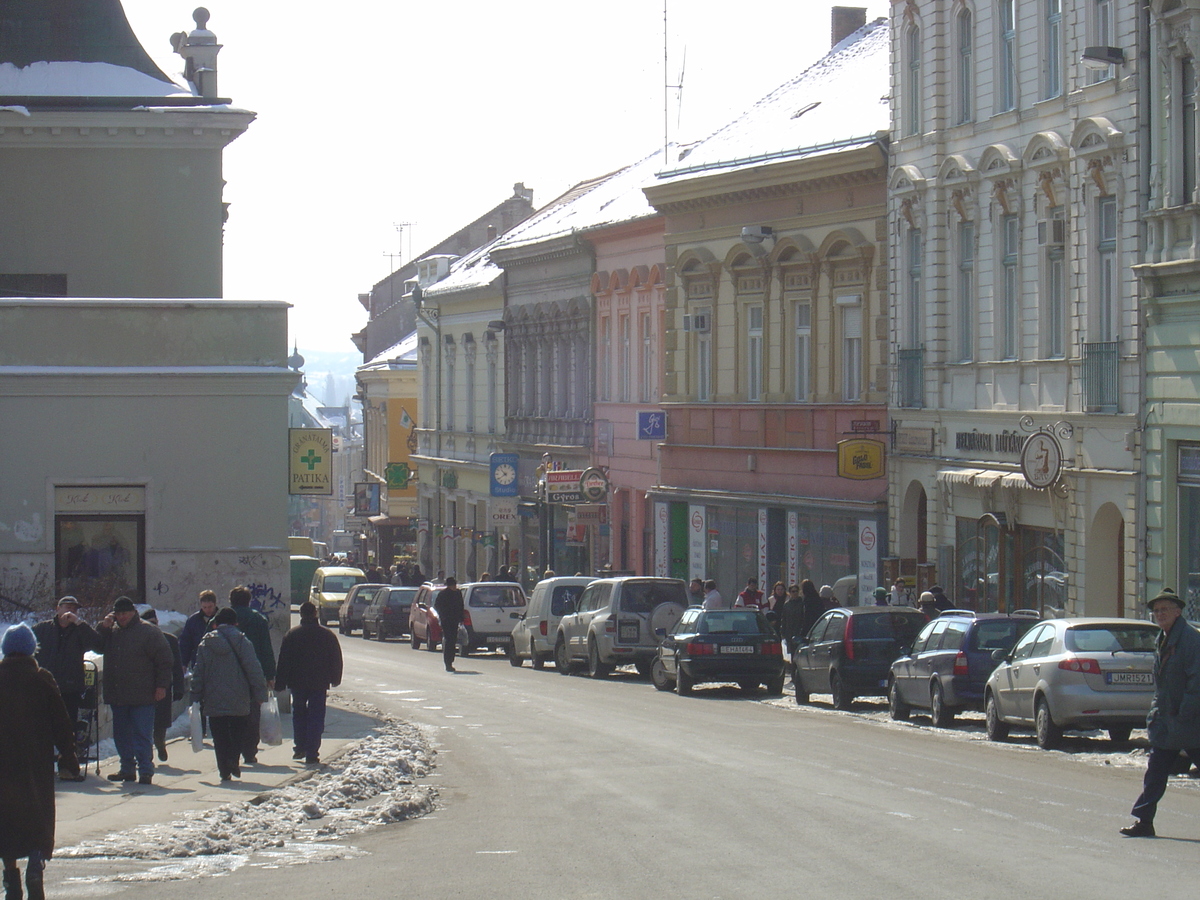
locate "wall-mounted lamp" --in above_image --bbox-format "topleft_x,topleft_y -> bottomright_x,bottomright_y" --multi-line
1081,46 -> 1125,68
741,225 -> 774,244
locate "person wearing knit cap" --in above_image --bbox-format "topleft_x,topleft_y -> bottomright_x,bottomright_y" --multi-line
1,622 -> 80,900
1120,588 -> 1200,838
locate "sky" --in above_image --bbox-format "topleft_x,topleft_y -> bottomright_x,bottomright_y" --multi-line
120,1 -> 890,355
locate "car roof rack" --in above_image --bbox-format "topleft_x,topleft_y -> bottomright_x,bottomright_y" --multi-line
1010,608 -> 1042,618
940,608 -> 978,616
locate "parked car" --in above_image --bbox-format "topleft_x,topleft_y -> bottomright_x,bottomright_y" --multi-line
459,581 -> 527,654
338,582 -> 386,635
408,582 -> 446,651
888,610 -> 1041,726
310,566 -> 367,626
555,577 -> 688,678
792,606 -> 927,709
509,576 -> 595,668
362,586 -> 419,641
984,617 -> 1159,749
651,606 -> 785,696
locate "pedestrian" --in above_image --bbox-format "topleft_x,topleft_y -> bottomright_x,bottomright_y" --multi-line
96,596 -> 173,785
32,595 -> 102,764
228,585 -> 276,766
819,584 -> 836,610
930,584 -> 952,613
0,623 -> 80,900
917,591 -> 939,619
799,580 -> 825,637
178,590 -> 218,672
702,579 -> 725,610
873,586 -> 890,606
274,600 -> 343,766
434,577 -> 465,672
780,584 -> 805,650
190,607 -> 268,782
1120,588 -> 1200,838
889,577 -> 909,607
734,576 -> 763,609
764,581 -> 788,617
139,608 -> 185,761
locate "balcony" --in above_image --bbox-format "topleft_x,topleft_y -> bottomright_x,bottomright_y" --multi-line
897,348 -> 924,408
504,415 -> 592,449
1082,341 -> 1119,413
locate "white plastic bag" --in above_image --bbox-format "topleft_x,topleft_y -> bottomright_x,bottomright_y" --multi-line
259,696 -> 283,746
189,702 -> 204,753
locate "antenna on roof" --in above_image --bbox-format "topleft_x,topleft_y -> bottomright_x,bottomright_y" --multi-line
663,2 -> 685,163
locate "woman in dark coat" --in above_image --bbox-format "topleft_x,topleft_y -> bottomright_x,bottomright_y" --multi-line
0,622 -> 79,900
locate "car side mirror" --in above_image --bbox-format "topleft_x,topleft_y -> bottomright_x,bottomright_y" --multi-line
991,647 -> 1008,663
509,611 -> 521,619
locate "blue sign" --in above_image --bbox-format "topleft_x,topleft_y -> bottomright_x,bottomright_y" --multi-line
489,452 -> 520,497
637,411 -> 665,440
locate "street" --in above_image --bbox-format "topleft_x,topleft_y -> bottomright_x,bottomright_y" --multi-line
52,632 -> 1200,899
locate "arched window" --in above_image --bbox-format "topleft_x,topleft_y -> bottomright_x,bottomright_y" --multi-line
955,7 -> 973,124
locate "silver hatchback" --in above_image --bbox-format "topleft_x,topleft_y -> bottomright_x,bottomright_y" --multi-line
984,617 -> 1158,749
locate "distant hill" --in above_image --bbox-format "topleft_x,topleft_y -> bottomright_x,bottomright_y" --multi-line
296,346 -> 362,408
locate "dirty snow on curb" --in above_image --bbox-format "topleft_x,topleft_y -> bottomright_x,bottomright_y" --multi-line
58,705 -> 437,867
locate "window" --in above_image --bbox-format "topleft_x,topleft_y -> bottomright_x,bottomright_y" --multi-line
486,346 -> 498,433
955,8 -> 973,123
905,24 -> 922,136
795,302 -> 811,401
747,305 -> 763,400
1044,0 -> 1062,99
444,347 -> 456,431
421,348 -> 433,427
1001,215 -> 1020,359
1044,207 -> 1065,358
695,307 -> 712,401
957,221 -> 975,361
1097,196 -> 1117,341
464,341 -> 475,433
640,311 -> 654,403
618,315 -> 630,403
597,317 -> 610,402
1089,0 -> 1115,85
1177,445 -> 1200,621
906,228 -> 923,347
841,303 -> 862,401
998,0 -> 1016,111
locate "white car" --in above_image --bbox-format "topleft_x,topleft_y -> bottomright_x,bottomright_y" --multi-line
459,581 -> 527,655
508,576 -> 595,668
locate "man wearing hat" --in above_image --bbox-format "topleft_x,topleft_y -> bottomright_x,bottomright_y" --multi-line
96,597 -> 173,785
32,596 -> 102,749
872,586 -> 890,606
1120,588 -> 1200,837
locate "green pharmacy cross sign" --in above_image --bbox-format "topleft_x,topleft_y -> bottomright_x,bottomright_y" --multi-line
386,462 -> 414,489
300,449 -> 322,470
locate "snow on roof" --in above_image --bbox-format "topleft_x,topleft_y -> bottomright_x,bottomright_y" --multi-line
655,18 -> 890,184
0,60 -> 191,97
361,331 -> 419,368
422,237 -> 503,298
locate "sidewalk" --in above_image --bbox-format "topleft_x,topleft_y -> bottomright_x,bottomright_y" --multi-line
54,702 -> 382,848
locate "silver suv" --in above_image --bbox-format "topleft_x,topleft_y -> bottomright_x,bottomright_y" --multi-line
555,577 -> 688,678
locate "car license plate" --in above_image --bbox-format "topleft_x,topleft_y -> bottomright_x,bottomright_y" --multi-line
486,635 -> 508,645
724,645 -> 754,654
619,623 -> 639,641
1107,672 -> 1153,685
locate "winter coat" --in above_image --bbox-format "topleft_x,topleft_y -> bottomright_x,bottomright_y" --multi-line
434,587 -> 464,627
190,625 -> 268,718
32,615 -> 102,694
233,605 -> 276,681
0,655 -> 78,860
275,621 -> 343,693
97,616 -> 173,707
179,609 -> 216,669
779,597 -> 806,645
1147,615 -> 1200,750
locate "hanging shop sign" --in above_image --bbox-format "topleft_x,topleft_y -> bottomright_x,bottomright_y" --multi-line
289,428 -> 333,495
546,469 -> 586,503
1020,431 -> 1063,489
837,438 -> 885,480
580,467 -> 610,502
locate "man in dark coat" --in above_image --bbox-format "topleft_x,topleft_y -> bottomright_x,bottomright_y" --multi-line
140,608 -> 185,761
178,590 -> 218,671
96,596 -> 173,785
1,622 -> 80,900
32,595 -> 102,746
229,585 -> 276,765
434,577 -> 465,672
275,601 -> 343,765
1121,588 -> 1200,837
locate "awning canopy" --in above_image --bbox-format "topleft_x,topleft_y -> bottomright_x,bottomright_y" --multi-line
936,467 -> 1044,492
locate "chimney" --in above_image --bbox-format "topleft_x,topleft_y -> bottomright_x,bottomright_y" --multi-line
831,7 -> 867,48
172,8 -> 222,99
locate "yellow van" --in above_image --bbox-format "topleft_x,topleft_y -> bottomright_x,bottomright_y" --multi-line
310,566 -> 366,625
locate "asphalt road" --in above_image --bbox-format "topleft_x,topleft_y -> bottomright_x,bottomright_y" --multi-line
70,631 -> 1200,899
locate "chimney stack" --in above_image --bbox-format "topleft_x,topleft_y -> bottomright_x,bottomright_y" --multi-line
831,7 -> 867,49
172,8 -> 222,99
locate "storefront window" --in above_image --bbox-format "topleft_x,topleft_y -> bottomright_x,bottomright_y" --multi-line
956,515 -> 1064,614
55,515 -> 145,606
1177,445 -> 1200,619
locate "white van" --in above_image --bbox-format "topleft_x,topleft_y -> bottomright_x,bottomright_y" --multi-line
509,576 -> 595,668
459,581 -> 527,655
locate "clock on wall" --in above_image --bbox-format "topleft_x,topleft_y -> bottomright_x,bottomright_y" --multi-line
489,452 -> 520,497
494,463 -> 516,485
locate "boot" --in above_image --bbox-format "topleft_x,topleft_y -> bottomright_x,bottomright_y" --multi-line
3,867 -> 22,900
24,863 -> 42,900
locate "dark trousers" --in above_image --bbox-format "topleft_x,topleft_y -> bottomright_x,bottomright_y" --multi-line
153,695 -> 173,753
209,715 -> 248,779
291,687 -> 328,759
442,620 -> 461,669
1131,745 -> 1200,823
241,699 -> 261,762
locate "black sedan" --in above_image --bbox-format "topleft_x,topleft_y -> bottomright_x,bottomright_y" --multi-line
652,607 -> 785,696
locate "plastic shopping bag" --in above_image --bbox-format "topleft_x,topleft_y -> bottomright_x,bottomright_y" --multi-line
189,702 -> 204,753
259,696 -> 283,746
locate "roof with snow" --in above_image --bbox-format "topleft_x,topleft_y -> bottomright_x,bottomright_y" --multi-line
654,18 -> 890,184
360,332 -> 418,369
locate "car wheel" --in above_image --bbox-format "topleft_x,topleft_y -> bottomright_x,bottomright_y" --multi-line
888,679 -> 910,721
930,682 -> 954,728
651,658 -> 674,692
634,659 -> 653,679
339,620 -> 347,635
676,665 -> 694,696
555,637 -> 573,674
508,640 -> 523,667
830,670 -> 853,710
425,629 -> 439,652
1035,697 -> 1062,750
587,639 -> 612,678
1108,725 -> 1133,744
794,674 -> 810,705
985,692 -> 1009,741
360,623 -> 370,640
738,681 -> 758,693
531,646 -> 545,670
765,674 -> 785,697
410,630 -> 420,650
376,622 -> 387,642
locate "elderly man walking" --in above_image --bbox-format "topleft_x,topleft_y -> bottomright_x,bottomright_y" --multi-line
1120,588 -> 1200,838
229,586 -> 276,766
275,601 -> 343,766
96,597 -> 173,786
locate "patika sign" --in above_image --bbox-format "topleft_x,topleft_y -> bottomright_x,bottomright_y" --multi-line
289,428 -> 333,495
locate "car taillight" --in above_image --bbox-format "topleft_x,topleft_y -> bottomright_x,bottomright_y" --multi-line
953,651 -> 968,677
604,617 -> 615,634
539,620 -> 548,636
1059,657 -> 1102,675
462,610 -> 472,628
844,616 -> 855,660
686,642 -> 714,656
762,641 -> 782,656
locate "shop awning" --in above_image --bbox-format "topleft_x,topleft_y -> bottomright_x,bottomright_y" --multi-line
368,515 -> 411,527
937,468 -> 1043,492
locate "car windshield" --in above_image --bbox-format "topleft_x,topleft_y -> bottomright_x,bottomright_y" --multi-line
621,581 -> 686,614
323,575 -> 364,592
1065,624 -> 1158,653
698,611 -> 768,635
551,585 -> 584,616
468,586 -> 525,608
854,612 -> 926,641
387,589 -> 417,608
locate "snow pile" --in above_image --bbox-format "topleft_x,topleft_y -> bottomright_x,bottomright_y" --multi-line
0,61 -> 189,97
58,711 -> 437,862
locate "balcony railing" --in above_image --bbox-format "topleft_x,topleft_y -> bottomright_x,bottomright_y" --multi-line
897,348 -> 924,408
1082,341 -> 1119,413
